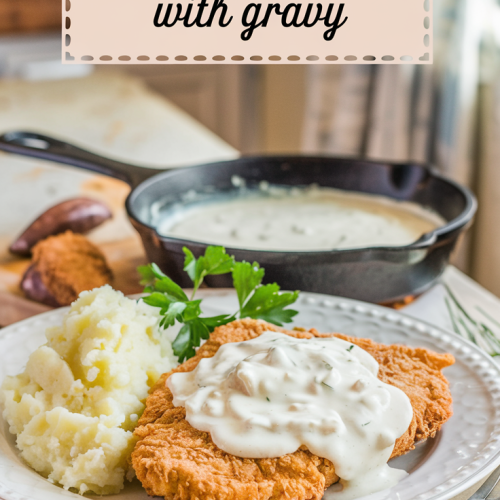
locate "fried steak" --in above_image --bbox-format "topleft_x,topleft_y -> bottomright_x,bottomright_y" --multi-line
132,319 -> 454,500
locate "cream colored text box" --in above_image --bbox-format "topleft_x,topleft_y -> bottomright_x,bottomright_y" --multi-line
63,0 -> 432,64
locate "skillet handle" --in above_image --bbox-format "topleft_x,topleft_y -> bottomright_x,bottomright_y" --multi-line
0,131 -> 162,188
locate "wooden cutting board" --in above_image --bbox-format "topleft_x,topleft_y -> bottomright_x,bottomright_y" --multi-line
0,173 -> 150,327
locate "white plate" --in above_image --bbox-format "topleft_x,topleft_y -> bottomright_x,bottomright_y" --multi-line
1,291 -> 500,500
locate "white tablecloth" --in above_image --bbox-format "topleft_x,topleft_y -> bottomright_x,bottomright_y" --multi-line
406,266 -> 500,336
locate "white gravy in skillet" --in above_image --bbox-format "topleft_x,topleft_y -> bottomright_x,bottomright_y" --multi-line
168,331 -> 414,499
156,186 -> 445,251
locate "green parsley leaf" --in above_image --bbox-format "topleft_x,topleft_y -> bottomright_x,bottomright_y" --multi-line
189,318 -> 210,347
141,262 -> 169,283
172,324 -> 196,362
201,246 -> 235,275
241,283 -> 299,326
139,264 -> 188,302
183,246 -> 235,297
138,262 -> 168,285
161,302 -> 187,329
180,300 -> 202,322
151,262 -> 167,278
152,277 -> 188,302
138,264 -> 157,286
171,315 -> 234,362
232,261 -> 265,311
198,314 -> 237,329
182,247 -> 197,282
142,292 -> 172,309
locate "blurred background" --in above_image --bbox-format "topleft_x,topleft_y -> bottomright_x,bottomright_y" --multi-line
0,0 -> 499,295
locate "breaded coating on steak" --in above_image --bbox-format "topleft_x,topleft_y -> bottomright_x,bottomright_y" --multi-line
132,319 -> 454,500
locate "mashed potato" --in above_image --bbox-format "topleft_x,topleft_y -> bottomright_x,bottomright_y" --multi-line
0,285 -> 177,495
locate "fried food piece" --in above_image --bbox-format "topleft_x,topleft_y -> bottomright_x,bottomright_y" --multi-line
23,231 -> 112,306
132,319 -> 454,500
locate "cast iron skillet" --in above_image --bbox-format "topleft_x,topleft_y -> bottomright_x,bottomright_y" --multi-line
0,131 -> 477,304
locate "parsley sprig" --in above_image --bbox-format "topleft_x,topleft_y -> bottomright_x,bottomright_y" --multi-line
138,246 -> 299,362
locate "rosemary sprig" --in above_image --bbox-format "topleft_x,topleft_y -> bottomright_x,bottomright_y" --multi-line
477,306 -> 500,329
445,285 -> 500,357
